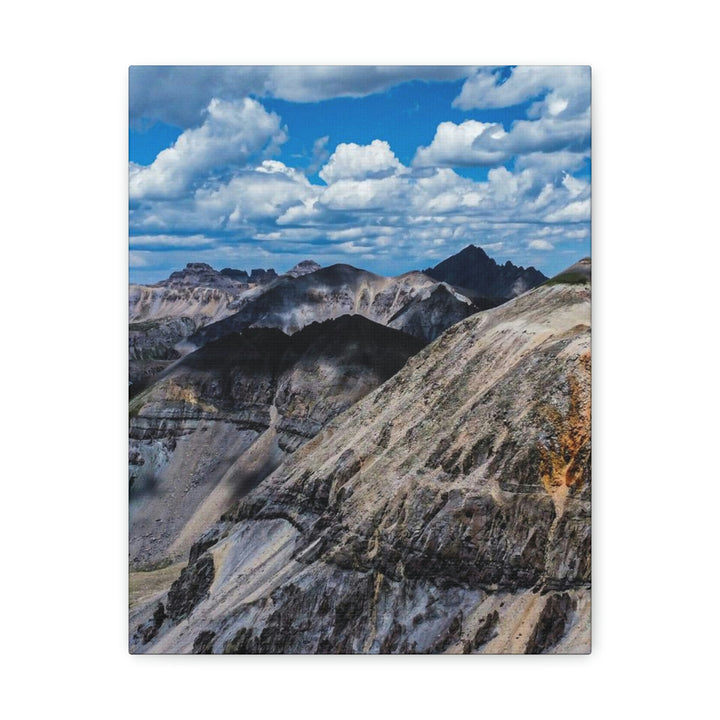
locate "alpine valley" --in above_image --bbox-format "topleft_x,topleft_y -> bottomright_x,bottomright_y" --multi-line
128,245 -> 591,654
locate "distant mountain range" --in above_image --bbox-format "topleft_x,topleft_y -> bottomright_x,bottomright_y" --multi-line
187,264 -> 477,348
160,262 -> 278,289
129,246 -> 548,395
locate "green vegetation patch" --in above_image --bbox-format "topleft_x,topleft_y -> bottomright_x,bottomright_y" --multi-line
129,560 -> 184,609
544,272 -> 590,286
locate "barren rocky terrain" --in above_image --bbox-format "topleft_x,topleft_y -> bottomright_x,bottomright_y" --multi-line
129,257 -> 591,654
129,316 -> 424,570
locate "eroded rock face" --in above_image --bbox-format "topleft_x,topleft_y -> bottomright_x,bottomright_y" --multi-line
166,553 -> 215,621
131,602 -> 166,646
525,592 -> 577,654
129,317 -> 197,394
129,284 -> 244,327
130,279 -> 591,654
188,524 -> 230,565
192,630 -> 216,654
129,316 -> 424,569
463,610 -> 499,653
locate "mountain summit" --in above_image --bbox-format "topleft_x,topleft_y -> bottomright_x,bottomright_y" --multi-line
285,260 -> 322,278
424,244 -> 547,301
545,258 -> 591,285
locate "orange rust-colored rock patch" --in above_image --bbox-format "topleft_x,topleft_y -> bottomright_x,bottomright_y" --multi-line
539,352 -> 591,496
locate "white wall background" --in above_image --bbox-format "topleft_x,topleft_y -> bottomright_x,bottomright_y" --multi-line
2,2 -> 717,717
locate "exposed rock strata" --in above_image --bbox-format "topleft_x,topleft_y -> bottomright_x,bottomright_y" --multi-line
129,316 -> 423,569
166,553 -> 215,621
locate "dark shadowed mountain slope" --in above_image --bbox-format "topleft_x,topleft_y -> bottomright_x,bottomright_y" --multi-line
424,244 -> 547,301
129,315 -> 424,570
131,262 -> 591,654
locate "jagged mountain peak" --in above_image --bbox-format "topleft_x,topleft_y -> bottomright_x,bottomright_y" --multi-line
185,262 -> 213,271
153,263 -> 278,289
285,260 -> 322,278
424,244 -> 547,301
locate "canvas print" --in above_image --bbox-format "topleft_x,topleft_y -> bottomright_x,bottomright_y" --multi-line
129,65 -> 591,654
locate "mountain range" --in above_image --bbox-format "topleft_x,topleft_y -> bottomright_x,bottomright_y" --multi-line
129,247 -> 545,395
128,246 -> 589,654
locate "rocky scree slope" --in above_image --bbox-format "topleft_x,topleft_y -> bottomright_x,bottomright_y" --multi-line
131,271 -> 591,654
129,315 -> 424,570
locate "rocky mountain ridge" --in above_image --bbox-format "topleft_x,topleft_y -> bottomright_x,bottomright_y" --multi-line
157,262 -> 279,290
189,264 -> 478,347
128,263 -> 285,394
285,260 -> 322,278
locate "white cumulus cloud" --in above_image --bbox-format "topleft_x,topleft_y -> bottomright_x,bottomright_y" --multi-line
454,66 -> 590,116
471,111 -> 590,157
319,140 -> 403,184
544,198 -> 591,222
130,66 -> 476,127
129,98 -> 287,200
413,121 -> 509,167
528,239 -> 554,250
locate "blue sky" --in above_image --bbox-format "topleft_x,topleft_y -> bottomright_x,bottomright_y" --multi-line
129,66 -> 590,283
